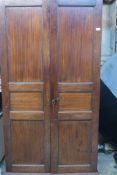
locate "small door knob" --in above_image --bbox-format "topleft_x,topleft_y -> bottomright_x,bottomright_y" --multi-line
52,99 -> 56,105
51,97 -> 60,105
55,97 -> 60,103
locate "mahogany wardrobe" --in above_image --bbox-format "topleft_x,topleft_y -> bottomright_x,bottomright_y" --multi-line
0,0 -> 102,174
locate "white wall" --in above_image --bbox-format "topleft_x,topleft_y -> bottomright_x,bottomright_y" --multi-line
101,2 -> 116,65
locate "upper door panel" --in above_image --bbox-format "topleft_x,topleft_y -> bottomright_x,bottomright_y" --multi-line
58,7 -> 94,82
6,7 -> 43,82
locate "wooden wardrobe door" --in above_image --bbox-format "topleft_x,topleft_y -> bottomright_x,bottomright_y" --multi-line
0,0 -> 50,173
50,0 -> 102,173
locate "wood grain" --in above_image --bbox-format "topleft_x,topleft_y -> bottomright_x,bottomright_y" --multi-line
59,93 -> 92,111
10,92 -> 43,111
6,7 -> 43,82
10,111 -> 44,121
58,121 -> 92,164
5,173 -> 99,175
50,0 -> 102,173
1,0 -> 51,172
11,165 -> 45,173
50,0 -> 59,173
0,1 -> 12,171
58,7 -> 94,82
58,111 -> 92,121
11,121 -> 44,165
1,0 -> 102,173
9,82 -> 44,92
91,0 -> 102,171
59,83 -> 93,92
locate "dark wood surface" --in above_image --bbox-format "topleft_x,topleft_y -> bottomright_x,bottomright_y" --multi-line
0,0 -> 50,173
50,0 -> 102,173
0,0 -> 102,174
5,173 -> 99,175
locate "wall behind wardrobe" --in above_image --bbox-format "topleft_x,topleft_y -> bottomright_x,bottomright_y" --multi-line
101,1 -> 116,65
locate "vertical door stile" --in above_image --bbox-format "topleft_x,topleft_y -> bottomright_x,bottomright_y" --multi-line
91,0 -> 102,170
50,0 -> 59,173
43,0 -> 51,172
0,0 -> 12,171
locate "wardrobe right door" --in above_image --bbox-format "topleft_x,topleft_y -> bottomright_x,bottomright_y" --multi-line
50,0 -> 102,173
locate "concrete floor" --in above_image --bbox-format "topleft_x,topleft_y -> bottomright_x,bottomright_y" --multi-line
0,153 -> 117,175
98,153 -> 117,175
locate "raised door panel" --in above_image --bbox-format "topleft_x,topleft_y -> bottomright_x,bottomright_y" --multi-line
59,93 -> 92,111
58,7 -> 94,82
11,121 -> 45,172
58,121 -> 92,165
50,0 -> 102,173
10,92 -> 43,111
7,7 -> 43,82
1,0 -> 50,173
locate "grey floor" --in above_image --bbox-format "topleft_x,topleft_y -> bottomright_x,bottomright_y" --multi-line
0,153 -> 117,175
98,153 -> 117,175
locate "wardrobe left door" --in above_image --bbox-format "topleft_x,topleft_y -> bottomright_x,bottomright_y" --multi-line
0,0 -> 50,173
